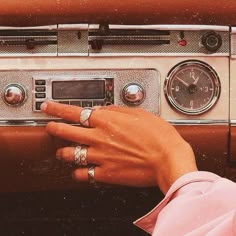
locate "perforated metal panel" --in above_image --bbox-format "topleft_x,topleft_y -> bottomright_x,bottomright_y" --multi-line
88,25 -> 230,56
0,25 -> 230,57
89,31 -> 229,55
58,30 -> 88,56
0,69 -> 160,121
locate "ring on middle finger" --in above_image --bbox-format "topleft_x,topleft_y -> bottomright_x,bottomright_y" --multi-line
74,145 -> 88,166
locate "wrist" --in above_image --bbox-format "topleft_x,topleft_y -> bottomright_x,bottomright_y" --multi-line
156,142 -> 198,194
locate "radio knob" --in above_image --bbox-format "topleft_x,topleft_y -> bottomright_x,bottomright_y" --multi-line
3,84 -> 26,106
202,31 -> 222,52
121,83 -> 145,106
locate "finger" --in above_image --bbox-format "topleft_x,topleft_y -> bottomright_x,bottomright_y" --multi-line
41,101 -> 82,122
56,146 -> 102,165
72,166 -> 156,186
41,101 -> 100,127
100,105 -> 145,115
72,166 -> 103,183
46,122 -> 97,145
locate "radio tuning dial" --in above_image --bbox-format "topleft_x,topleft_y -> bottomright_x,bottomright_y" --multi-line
3,84 -> 26,106
121,83 -> 145,106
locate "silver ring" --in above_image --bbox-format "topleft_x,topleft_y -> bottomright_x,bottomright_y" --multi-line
80,108 -> 93,127
74,146 -> 88,166
88,166 -> 95,184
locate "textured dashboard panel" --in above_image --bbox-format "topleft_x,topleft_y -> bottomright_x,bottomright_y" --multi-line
0,69 -> 160,120
0,25 -> 230,57
58,30 -> 88,56
89,25 -> 229,56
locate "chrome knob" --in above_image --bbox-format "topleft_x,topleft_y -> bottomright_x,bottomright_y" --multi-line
202,31 -> 222,52
3,84 -> 26,106
122,83 -> 145,106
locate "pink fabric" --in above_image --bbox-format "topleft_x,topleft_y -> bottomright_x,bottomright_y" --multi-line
134,171 -> 236,235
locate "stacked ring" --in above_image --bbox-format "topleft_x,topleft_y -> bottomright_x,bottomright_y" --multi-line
74,145 -> 88,166
88,166 -> 96,184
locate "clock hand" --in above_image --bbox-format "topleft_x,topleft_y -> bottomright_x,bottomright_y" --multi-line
176,76 -> 189,87
193,76 -> 200,85
193,72 -> 203,85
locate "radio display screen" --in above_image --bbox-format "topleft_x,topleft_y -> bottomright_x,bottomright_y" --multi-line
52,80 -> 105,99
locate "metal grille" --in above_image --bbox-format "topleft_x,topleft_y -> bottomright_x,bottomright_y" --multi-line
89,31 -> 229,55
0,25 -> 230,57
0,30 -> 57,56
58,30 -> 88,56
0,39 -> 57,56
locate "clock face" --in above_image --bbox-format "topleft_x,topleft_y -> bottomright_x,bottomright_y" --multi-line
164,61 -> 221,115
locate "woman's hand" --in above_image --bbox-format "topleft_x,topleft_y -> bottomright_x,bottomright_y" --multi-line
41,101 -> 197,194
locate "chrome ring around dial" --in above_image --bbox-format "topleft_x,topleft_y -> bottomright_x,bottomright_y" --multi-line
164,60 -> 221,115
2,83 -> 27,107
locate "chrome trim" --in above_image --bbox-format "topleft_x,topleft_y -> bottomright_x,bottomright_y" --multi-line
0,121 -> 43,126
168,119 -> 228,125
0,120 -> 79,127
230,120 -> 236,125
231,27 -> 236,33
0,119 -> 229,127
0,25 -> 57,30
58,24 -> 89,30
89,53 -> 229,57
89,24 -> 229,32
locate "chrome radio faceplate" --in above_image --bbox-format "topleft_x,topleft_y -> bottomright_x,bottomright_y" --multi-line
0,69 -> 160,121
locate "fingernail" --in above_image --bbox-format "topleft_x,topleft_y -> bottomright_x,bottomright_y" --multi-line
40,102 -> 47,111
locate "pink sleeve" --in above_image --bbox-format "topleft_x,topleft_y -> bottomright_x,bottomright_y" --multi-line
134,171 -> 236,236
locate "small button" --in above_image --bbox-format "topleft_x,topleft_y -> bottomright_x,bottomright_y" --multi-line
93,100 -> 105,106
70,101 -> 82,107
58,101 -> 70,105
35,102 -> 44,111
82,101 -> 93,107
35,86 -> 46,92
35,93 -> 46,99
35,80 -> 46,85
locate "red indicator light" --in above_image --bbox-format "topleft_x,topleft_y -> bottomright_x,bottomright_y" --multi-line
178,39 -> 187,46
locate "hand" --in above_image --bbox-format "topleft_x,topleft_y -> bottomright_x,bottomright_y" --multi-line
41,101 -> 197,194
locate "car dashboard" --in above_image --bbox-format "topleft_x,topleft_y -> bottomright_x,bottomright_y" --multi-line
0,23 -> 234,192
0,1 -> 236,235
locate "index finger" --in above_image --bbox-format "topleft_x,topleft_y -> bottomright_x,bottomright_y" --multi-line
41,101 -> 99,127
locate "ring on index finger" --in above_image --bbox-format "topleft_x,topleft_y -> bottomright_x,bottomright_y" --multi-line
80,108 -> 93,127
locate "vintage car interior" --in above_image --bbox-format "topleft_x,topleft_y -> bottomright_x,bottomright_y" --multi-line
0,0 -> 236,235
